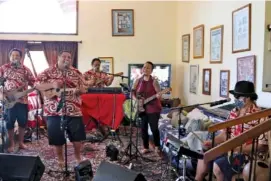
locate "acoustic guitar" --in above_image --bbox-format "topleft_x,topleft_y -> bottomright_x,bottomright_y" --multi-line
134,87 -> 172,113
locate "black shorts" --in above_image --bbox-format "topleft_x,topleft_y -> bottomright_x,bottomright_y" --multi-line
5,103 -> 28,129
210,154 -> 246,181
46,116 -> 86,146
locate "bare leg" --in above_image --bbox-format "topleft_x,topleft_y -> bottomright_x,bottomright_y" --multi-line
73,141 -> 82,164
55,145 -> 64,168
7,129 -> 14,152
195,159 -> 208,181
18,127 -> 27,149
213,163 -> 224,181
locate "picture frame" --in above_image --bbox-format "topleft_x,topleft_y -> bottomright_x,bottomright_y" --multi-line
210,25 -> 224,63
190,65 -> 199,94
220,70 -> 230,98
193,24 -> 204,59
237,55 -> 256,84
232,4 -> 251,53
182,34 -> 190,62
98,57 -> 114,73
112,9 -> 134,36
202,69 -> 212,95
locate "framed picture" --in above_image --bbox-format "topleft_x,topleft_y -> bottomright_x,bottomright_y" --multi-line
98,57 -> 114,73
182,34 -> 190,62
193,24 -> 204,59
112,9 -> 134,36
202,69 -> 212,95
232,4 -> 251,53
190,65 -> 199,94
237,55 -> 256,84
210,25 -> 224,63
220,70 -> 230,98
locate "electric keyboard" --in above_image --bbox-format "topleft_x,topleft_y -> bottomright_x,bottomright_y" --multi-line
87,87 -> 122,94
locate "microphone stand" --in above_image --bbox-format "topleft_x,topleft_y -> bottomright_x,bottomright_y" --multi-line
101,72 -> 128,79
48,67 -> 73,177
25,49 -> 44,142
0,80 -> 6,153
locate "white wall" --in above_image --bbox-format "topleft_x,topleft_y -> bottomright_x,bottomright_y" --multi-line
0,1 -> 178,94
176,1 -> 271,108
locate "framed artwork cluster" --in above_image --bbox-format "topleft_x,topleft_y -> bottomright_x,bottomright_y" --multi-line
185,3 -> 255,98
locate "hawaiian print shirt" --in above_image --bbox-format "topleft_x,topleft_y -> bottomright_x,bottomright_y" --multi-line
227,104 -> 268,145
0,63 -> 35,104
83,69 -> 111,88
36,64 -> 86,117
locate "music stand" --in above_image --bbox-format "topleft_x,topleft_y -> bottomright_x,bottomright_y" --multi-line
122,84 -> 154,165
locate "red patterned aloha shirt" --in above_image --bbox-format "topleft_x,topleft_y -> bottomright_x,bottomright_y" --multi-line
0,63 -> 35,104
227,104 -> 268,145
36,64 -> 86,117
83,69 -> 111,88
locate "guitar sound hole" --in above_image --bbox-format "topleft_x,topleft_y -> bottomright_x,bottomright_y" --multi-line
56,88 -> 60,92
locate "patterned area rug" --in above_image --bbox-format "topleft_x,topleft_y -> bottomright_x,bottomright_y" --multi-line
10,127 -> 170,181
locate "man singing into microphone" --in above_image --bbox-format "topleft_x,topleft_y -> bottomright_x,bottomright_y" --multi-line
83,58 -> 114,87
35,50 -> 87,168
0,48 -> 35,153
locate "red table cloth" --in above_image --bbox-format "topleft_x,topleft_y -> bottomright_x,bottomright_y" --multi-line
81,93 -> 126,130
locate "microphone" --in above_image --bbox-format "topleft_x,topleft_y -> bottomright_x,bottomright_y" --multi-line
64,61 -> 69,69
210,98 -> 231,107
25,48 -> 31,58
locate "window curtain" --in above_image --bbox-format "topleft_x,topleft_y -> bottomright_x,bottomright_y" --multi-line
0,40 -> 27,65
42,42 -> 78,68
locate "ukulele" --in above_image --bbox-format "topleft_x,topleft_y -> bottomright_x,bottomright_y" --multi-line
91,72 -> 124,85
134,87 -> 172,113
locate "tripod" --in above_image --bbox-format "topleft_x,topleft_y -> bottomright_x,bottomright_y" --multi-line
122,89 -> 154,165
175,155 -> 192,181
161,143 -> 179,181
48,68 -> 74,177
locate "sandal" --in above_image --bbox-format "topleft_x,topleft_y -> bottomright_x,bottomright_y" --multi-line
141,149 -> 150,154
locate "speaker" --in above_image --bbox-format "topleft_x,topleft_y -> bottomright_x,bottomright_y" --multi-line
0,153 -> 45,181
74,159 -> 93,181
93,161 -> 147,181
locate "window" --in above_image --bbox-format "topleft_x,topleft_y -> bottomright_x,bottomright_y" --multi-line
24,51 -> 49,75
0,0 -> 77,34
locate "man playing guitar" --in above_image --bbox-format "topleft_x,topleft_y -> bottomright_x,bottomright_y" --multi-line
35,50 -> 87,168
0,48 -> 35,153
83,58 -> 114,88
